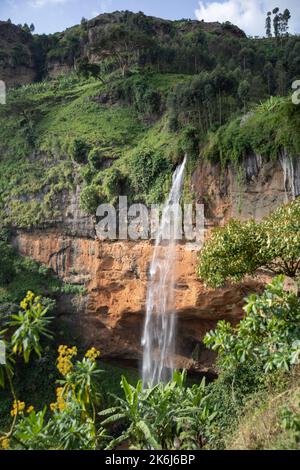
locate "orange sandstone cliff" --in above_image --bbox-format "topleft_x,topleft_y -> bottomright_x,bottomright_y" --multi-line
12,152 -> 295,374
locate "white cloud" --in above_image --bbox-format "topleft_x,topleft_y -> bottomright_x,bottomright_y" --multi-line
195,0 -> 300,36
29,0 -> 70,8
91,0 -> 113,18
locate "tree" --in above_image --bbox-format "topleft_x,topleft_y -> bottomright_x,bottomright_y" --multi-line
238,47 -> 255,72
282,9 -> 291,36
265,12 -> 272,38
238,79 -> 250,113
30,23 -> 35,33
93,24 -> 154,77
197,198 -> 300,288
273,7 -> 280,38
204,276 -> 300,373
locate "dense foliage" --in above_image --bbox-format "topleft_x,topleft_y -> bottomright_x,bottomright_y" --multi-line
99,372 -> 216,450
204,277 -> 300,373
0,10 -> 300,452
198,198 -> 300,287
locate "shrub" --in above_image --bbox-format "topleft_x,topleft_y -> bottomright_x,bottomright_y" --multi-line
80,184 -> 102,215
88,148 -> 105,170
3,345 -> 105,450
72,139 -> 90,164
129,147 -> 172,199
198,219 -> 264,288
204,276 -> 300,374
101,168 -> 123,203
198,198 -> 300,288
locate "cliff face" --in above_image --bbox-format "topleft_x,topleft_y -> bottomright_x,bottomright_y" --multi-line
13,230 -> 263,374
0,22 -> 36,87
0,13 -> 246,85
12,151 -> 297,374
192,152 -> 300,227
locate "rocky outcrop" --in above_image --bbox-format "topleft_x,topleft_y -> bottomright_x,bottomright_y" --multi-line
192,151 -> 299,228
0,13 -> 247,86
0,21 -> 36,87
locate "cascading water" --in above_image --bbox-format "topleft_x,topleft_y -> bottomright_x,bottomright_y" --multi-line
279,151 -> 300,201
142,156 -> 187,387
280,152 -> 296,202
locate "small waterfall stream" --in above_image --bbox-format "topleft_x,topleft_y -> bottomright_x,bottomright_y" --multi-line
279,151 -> 300,201
142,157 -> 187,387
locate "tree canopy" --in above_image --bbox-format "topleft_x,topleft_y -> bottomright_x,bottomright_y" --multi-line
198,198 -> 300,288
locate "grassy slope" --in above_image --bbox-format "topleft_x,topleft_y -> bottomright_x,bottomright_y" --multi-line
204,96 -> 300,167
1,72 -> 300,229
0,72 -> 189,228
226,366 -> 300,450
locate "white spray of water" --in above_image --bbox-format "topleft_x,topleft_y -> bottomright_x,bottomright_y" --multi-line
142,157 -> 187,388
280,152 -> 296,202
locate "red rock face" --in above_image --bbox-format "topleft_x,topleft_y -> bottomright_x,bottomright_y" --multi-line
13,230 -> 264,375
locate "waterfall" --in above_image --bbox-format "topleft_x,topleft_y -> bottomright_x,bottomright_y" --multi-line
279,151 -> 300,201
142,156 -> 187,388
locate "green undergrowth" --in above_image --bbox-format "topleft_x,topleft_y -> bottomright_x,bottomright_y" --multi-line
0,72 -> 192,227
0,348 -> 139,433
225,366 -> 300,450
203,96 -> 300,167
1,71 -> 299,229
0,237 -> 85,313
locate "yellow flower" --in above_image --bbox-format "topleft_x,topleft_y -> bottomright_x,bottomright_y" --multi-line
57,345 -> 77,376
10,400 -> 25,417
58,401 -> 66,412
20,300 -> 27,310
50,403 -> 57,412
85,347 -> 101,362
1,438 -> 10,450
26,406 -> 34,414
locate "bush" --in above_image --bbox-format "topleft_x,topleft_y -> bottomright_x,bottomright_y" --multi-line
88,148 -> 105,170
80,184 -> 102,215
72,139 -> 90,164
129,147 -> 172,200
204,276 -> 300,374
101,168 -> 123,203
198,198 -> 300,287
198,219 -> 263,288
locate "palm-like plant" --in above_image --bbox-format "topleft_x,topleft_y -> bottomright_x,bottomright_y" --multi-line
8,291 -> 53,363
99,371 -> 217,450
58,357 -> 103,417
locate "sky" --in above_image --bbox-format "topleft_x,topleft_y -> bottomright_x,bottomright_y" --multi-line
0,0 -> 299,36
